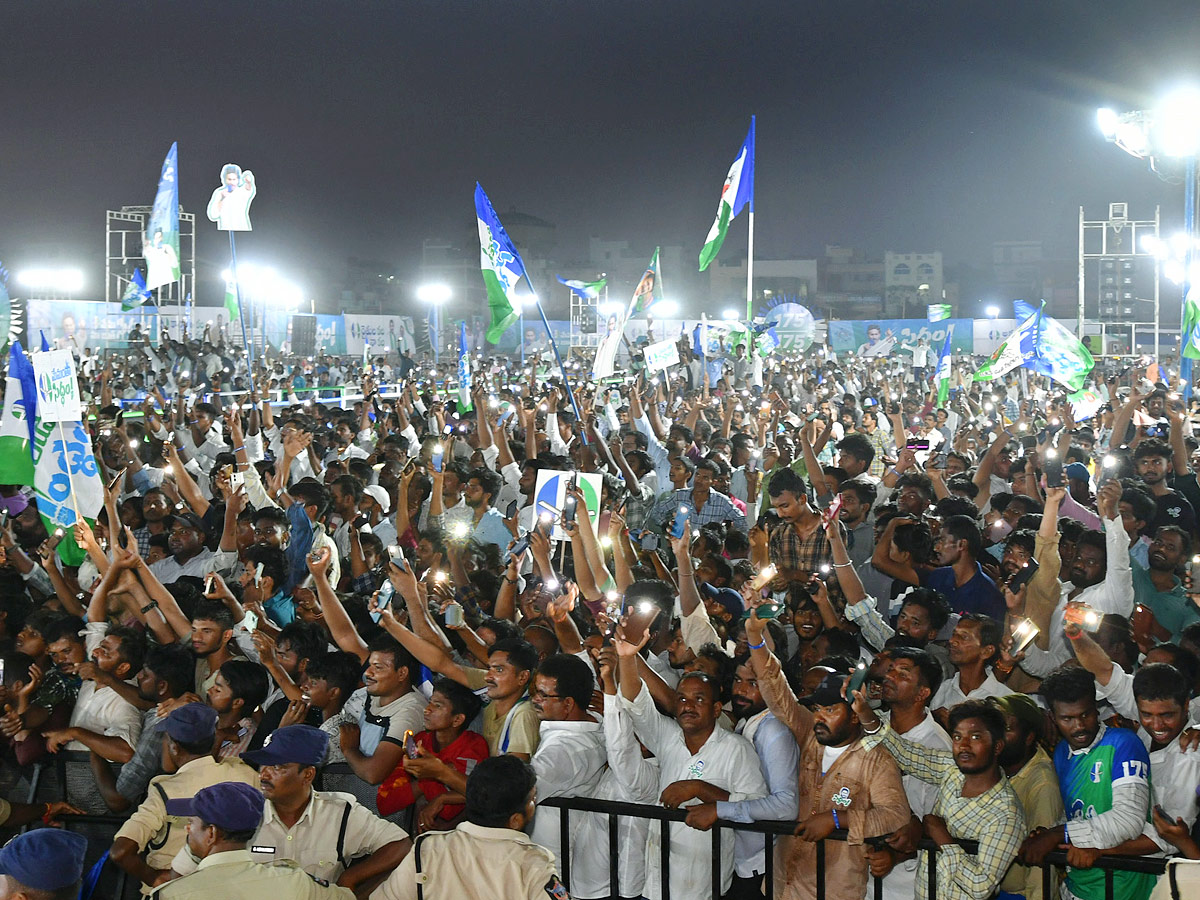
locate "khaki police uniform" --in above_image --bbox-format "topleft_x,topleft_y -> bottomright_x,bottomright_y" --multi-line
151,849 -> 355,900
114,755 -> 260,893
168,789 -> 406,884
369,822 -> 567,900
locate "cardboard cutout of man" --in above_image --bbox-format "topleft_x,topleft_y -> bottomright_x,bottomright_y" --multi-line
207,164 -> 257,231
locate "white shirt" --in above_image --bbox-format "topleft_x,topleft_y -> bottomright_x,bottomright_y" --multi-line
930,668 -> 1010,711
149,547 -> 238,585
620,682 -> 767,900
69,623 -> 143,755
880,710 -> 952,900
571,694 -> 660,900
1143,733 -> 1200,853
1020,515 -> 1134,678
530,718 -> 608,876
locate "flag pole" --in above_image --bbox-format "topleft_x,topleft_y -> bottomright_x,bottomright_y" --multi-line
228,232 -> 257,397
527,276 -> 589,445
746,210 -> 755,323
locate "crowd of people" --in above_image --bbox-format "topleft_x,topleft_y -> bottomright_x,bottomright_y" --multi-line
4,322 -> 1200,900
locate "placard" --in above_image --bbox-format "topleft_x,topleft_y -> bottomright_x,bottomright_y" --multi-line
532,469 -> 603,541
643,338 -> 680,373
32,349 -> 81,422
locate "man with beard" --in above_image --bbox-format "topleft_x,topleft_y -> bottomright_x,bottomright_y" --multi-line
856,695 -> 1025,900
647,457 -> 747,534
1133,439 -> 1196,536
859,648 -> 950,900
189,600 -> 237,695
989,693 -> 1064,900
744,600 -> 909,900
1020,667 -> 1156,900
132,488 -> 173,558
433,467 -> 512,556
845,586 -> 954,680
838,477 -> 877,568
150,512 -> 230,585
1132,526 -> 1196,643
1018,480 -> 1135,679
922,515 -> 1004,621
682,654 -> 801,900
93,644 -> 195,814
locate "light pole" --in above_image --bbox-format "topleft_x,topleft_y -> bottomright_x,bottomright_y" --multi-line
1098,86 -> 1200,394
417,284 -> 451,365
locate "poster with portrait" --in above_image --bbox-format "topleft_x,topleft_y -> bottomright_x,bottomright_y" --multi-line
206,163 -> 257,231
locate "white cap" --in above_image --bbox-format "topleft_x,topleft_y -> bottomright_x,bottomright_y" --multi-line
363,485 -> 391,515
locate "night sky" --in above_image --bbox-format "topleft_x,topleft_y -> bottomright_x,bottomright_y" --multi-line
2,1 -> 1199,305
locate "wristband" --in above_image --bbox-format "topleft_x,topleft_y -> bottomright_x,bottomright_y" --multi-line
831,809 -> 840,830
748,639 -> 766,650
832,561 -> 852,568
1064,824 -> 1070,845
233,445 -> 245,453
140,600 -> 159,615
861,720 -> 882,735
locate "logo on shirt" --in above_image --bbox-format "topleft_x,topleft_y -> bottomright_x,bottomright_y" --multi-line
687,759 -> 706,779
831,786 -> 853,808
544,875 -> 570,899
1168,506 -> 1182,519
1090,761 -> 1104,783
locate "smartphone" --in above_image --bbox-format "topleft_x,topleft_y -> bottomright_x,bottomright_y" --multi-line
819,494 -> 844,530
1044,455 -> 1064,489
848,661 -> 869,695
1065,603 -> 1102,633
0,509 -> 8,530
670,505 -> 690,540
205,573 -> 215,595
905,439 -> 930,452
387,545 -> 407,569
1007,559 -> 1040,593
445,603 -> 465,628
431,443 -> 444,473
562,490 -> 578,527
747,449 -> 760,473
403,730 -> 419,759
1155,804 -> 1170,821
242,608 -> 259,632
253,562 -> 264,587
510,531 -> 533,557
47,528 -> 65,551
230,471 -> 245,489
745,600 -> 784,619
372,580 -> 396,623
1011,618 -> 1040,655
748,563 -> 778,592
107,468 -> 127,491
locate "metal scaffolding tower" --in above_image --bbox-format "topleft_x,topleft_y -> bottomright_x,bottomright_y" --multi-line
106,206 -> 196,332
1078,202 -> 1161,357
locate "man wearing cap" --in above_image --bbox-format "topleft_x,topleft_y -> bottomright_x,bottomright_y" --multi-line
0,828 -> 89,900
990,693 -> 1063,900
744,603 -> 910,900
361,485 -> 397,548
155,782 -> 355,899
150,511 -> 236,585
111,703 -> 260,892
169,726 -> 409,895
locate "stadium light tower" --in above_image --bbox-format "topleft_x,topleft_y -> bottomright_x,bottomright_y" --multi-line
417,284 -> 451,364
1098,86 -> 1200,394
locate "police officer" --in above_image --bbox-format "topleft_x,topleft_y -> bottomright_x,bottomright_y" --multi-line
153,782 -> 354,899
168,725 -> 408,893
112,702 -> 260,890
370,755 -> 568,900
0,828 -> 88,900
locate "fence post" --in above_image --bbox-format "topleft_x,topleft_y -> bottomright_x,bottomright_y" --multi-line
608,813 -> 619,900
712,826 -> 722,899
927,844 -> 937,900
816,838 -> 825,900
661,820 -> 671,900
559,806 -> 570,889
764,833 -> 774,900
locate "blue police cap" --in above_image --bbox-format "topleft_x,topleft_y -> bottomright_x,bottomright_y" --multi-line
165,782 -> 264,833
241,724 -> 329,768
0,829 -> 88,892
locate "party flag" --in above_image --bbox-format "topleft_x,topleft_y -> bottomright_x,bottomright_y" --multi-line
699,118 -> 755,271
142,142 -> 181,292
475,183 -> 527,343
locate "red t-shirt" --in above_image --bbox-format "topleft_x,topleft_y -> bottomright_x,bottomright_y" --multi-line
376,729 -> 489,818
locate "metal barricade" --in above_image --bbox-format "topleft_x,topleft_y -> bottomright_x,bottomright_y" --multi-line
538,797 -> 1170,900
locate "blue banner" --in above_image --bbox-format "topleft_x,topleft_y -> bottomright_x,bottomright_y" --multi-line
828,318 -> 973,355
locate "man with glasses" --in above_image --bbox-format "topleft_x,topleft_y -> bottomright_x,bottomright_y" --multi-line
527,654 -> 607,881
